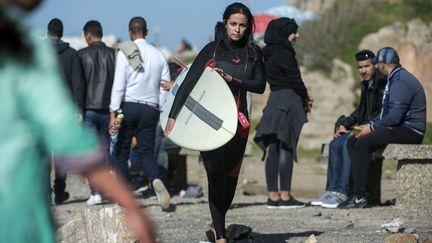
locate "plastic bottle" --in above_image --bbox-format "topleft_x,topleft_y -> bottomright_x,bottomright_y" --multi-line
110,110 -> 124,155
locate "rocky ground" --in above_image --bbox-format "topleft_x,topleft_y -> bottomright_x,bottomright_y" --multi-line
52,151 -> 432,243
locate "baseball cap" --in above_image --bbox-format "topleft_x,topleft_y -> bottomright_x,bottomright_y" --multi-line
355,49 -> 375,61
372,47 -> 400,65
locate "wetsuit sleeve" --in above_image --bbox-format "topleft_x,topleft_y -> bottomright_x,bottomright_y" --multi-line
168,43 -> 214,119
230,53 -> 266,94
370,80 -> 411,130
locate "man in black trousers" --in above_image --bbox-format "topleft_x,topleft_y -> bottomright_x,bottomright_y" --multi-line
47,18 -> 85,204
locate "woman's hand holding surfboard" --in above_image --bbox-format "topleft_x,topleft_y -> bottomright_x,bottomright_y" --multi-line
160,65 -> 237,151
212,67 -> 232,82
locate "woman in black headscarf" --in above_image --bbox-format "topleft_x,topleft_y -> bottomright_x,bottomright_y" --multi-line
254,17 -> 312,209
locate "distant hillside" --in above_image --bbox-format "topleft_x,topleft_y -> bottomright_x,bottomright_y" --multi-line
291,0 -> 432,145
295,0 -> 432,73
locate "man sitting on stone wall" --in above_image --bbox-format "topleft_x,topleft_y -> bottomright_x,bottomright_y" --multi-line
311,50 -> 387,208
340,47 -> 426,209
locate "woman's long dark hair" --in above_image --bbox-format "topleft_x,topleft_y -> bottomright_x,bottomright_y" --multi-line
220,2 -> 258,63
0,10 -> 33,61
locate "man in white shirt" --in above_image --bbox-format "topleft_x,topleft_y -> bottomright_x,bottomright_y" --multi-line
109,16 -> 170,210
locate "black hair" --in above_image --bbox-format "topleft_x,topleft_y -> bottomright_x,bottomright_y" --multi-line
129,16 -> 147,36
47,18 -> 63,38
355,49 -> 375,61
220,2 -> 258,63
214,21 -> 225,41
0,10 -> 33,61
83,20 -> 103,37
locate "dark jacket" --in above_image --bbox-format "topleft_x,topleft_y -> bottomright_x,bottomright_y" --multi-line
52,39 -> 85,111
261,19 -> 308,107
339,72 -> 387,129
370,67 -> 426,134
254,18 -> 309,160
78,41 -> 115,110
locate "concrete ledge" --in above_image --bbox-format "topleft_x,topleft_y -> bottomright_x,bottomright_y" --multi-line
383,144 -> 432,160
382,144 -> 432,209
57,207 -> 136,242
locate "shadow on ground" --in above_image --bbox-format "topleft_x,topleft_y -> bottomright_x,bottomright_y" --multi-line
230,201 -> 267,210
250,230 -> 323,243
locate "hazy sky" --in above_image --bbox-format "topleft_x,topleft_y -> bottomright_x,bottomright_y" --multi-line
26,0 -> 286,51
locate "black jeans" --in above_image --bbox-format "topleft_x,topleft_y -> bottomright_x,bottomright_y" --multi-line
114,102 -> 161,183
347,126 -> 423,195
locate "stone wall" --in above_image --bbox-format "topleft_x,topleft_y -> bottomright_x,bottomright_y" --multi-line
383,144 -> 432,209
57,207 -> 136,243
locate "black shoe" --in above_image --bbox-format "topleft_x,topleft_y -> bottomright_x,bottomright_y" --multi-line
338,194 -> 368,209
54,191 -> 70,205
266,198 -> 279,209
225,224 -> 252,240
204,229 -> 216,242
279,197 -> 305,209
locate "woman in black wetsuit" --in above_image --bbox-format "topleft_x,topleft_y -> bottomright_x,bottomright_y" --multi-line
254,18 -> 313,209
164,3 -> 266,242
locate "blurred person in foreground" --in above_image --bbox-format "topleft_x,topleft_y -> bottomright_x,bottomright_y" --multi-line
0,0 -> 155,242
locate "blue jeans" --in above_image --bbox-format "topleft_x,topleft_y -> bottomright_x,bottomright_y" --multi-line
326,133 -> 351,195
84,109 -> 110,144
84,109 -> 110,194
114,102 -> 160,183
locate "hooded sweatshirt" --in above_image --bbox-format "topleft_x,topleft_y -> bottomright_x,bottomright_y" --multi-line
51,39 -> 85,111
262,18 -> 309,104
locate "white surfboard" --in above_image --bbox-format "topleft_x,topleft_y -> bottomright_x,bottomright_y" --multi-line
160,65 -> 238,151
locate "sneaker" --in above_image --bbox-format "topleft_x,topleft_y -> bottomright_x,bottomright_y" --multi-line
54,191 -> 70,205
266,198 -> 279,209
321,192 -> 348,208
279,196 -> 306,209
86,193 -> 102,206
152,179 -> 170,209
338,194 -> 368,209
133,185 -> 149,195
311,191 -> 334,206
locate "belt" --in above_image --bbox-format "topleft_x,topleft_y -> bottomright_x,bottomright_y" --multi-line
124,100 -> 159,109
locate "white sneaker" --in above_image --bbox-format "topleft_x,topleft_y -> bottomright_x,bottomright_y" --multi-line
321,192 -> 348,209
86,194 -> 102,206
133,185 -> 149,195
152,179 -> 170,209
311,191 -> 334,206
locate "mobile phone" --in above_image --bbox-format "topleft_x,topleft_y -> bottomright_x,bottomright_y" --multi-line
353,126 -> 362,136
